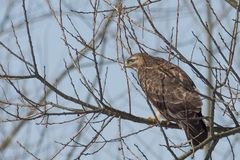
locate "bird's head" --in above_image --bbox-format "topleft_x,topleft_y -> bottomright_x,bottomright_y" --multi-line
124,53 -> 148,70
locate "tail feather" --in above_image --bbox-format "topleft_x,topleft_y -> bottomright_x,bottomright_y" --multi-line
180,112 -> 208,147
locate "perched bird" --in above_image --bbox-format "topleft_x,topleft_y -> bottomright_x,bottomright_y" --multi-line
125,53 -> 208,147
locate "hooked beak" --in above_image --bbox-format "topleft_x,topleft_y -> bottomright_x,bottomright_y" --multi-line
124,59 -> 131,68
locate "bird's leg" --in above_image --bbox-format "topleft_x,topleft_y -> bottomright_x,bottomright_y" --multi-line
147,112 -> 172,127
147,112 -> 162,124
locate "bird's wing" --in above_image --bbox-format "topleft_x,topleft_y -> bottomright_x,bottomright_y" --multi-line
138,64 -> 202,116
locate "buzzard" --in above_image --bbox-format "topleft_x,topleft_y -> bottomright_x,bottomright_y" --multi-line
125,53 -> 207,146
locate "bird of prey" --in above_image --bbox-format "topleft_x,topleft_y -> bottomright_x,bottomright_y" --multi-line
125,53 -> 207,146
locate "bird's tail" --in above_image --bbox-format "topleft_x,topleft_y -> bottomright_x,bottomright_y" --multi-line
180,112 -> 208,147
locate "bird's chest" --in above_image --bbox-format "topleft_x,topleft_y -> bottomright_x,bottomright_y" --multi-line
138,69 -> 166,95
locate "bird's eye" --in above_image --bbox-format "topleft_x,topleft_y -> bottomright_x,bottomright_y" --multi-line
127,58 -> 135,63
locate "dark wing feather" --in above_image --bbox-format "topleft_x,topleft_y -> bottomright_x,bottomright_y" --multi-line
138,57 -> 207,146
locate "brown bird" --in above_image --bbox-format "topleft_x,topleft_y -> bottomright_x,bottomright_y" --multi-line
125,53 -> 208,147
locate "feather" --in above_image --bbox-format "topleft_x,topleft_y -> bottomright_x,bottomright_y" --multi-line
126,53 -> 208,147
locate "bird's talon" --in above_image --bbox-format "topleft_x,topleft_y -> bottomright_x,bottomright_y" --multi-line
147,117 -> 157,125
